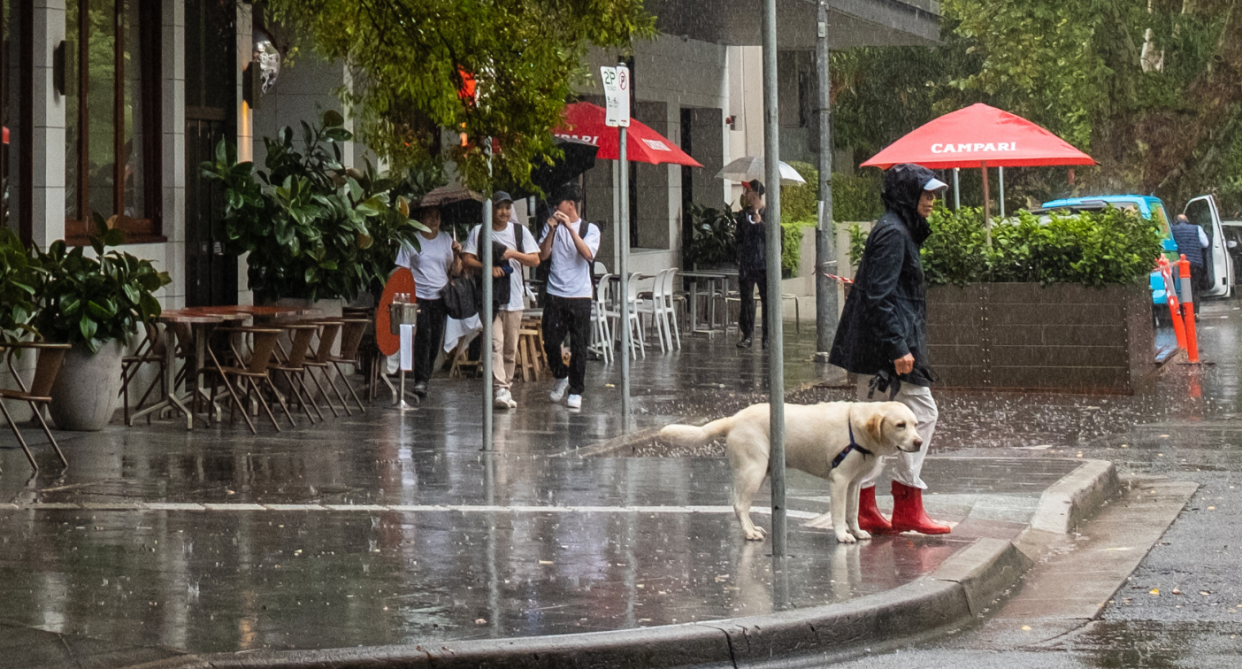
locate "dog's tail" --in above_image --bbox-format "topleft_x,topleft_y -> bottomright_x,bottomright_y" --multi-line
658,416 -> 734,448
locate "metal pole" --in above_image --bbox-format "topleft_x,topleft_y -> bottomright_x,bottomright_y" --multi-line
619,123 -> 631,427
762,0 -> 787,557
481,150 -> 495,451
999,166 -> 1005,218
953,168 -> 960,211
813,0 -> 837,363
981,161 -> 991,247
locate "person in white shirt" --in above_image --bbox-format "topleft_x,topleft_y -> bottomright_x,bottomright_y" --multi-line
538,183 -> 601,410
394,204 -> 462,399
462,191 -> 540,410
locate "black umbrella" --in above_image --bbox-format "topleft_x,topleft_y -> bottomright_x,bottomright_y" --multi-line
513,137 -> 599,199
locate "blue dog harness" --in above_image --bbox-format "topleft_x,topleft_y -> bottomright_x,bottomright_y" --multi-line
832,409 -> 875,469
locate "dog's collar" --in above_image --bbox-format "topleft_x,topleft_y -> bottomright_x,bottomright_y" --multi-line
833,409 -> 875,470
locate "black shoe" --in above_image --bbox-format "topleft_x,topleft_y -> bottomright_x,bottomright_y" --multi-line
412,382 -> 428,399
737,337 -> 753,349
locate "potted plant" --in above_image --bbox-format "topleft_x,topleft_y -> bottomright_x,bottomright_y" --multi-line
200,110 -> 424,307
30,218 -> 171,430
0,227 -> 42,343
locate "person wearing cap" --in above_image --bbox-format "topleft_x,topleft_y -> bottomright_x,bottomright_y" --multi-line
539,183 -> 601,410
829,163 -> 952,536
393,204 -> 462,399
463,191 -> 541,410
1171,213 -> 1210,317
735,179 -> 769,349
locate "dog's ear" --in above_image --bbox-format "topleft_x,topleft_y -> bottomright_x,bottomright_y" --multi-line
864,411 -> 884,444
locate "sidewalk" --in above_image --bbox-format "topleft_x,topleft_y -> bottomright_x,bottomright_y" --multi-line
0,324 -> 1128,667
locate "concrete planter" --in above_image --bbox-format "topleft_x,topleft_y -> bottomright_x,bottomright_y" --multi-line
49,340 -> 126,431
927,283 -> 1156,394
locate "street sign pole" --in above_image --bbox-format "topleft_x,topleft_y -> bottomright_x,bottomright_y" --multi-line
762,0 -> 787,557
481,147 -> 494,451
814,0 -> 838,364
604,63 -> 633,429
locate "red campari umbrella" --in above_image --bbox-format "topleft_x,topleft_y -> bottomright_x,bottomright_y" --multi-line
555,102 -> 702,167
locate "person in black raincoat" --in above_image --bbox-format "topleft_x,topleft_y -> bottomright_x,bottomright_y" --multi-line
735,180 -> 769,349
829,163 -> 951,536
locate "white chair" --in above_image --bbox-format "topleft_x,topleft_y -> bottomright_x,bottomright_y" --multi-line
589,273 -> 614,364
636,269 -> 670,353
660,268 -> 682,350
615,275 -> 646,358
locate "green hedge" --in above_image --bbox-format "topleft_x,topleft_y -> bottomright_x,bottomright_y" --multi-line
919,205 -> 1163,287
781,161 -> 884,226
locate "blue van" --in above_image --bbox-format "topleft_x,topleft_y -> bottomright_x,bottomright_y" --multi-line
1035,194 -> 1233,309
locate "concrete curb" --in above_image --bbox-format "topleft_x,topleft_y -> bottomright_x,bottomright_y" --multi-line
131,459 -> 1121,669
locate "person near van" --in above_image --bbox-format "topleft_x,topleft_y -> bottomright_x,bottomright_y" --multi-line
735,180 -> 769,349
394,204 -> 462,399
829,163 -> 952,536
1172,213 -> 1210,316
539,183 -> 601,410
463,192 -> 541,410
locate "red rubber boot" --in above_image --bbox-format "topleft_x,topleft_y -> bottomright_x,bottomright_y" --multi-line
890,481 -> 951,535
857,486 -> 893,534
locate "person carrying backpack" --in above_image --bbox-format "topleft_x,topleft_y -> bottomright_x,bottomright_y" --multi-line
462,192 -> 540,410
393,203 -> 462,399
538,184 -> 601,410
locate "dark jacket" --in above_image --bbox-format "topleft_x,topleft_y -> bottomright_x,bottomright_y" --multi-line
1171,221 -> 1205,269
829,164 -> 937,386
735,206 -> 767,274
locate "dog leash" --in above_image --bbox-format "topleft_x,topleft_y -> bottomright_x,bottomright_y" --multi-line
832,406 -> 875,469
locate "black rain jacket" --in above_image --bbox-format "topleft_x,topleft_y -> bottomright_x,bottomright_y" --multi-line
829,164 -> 937,386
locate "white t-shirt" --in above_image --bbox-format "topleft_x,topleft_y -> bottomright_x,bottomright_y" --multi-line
540,219 -> 601,299
395,231 -> 455,301
464,222 -> 540,311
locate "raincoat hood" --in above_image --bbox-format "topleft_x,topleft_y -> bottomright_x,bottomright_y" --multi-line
880,163 -> 937,245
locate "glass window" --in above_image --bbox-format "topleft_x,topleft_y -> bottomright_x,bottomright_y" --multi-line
65,0 -> 161,243
1150,202 -> 1172,238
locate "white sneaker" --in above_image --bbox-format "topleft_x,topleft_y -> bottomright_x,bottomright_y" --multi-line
494,388 -> 517,410
566,394 -> 582,410
549,377 -> 569,402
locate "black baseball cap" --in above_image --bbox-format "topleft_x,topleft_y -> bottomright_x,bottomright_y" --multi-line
745,179 -> 765,196
493,191 -> 514,205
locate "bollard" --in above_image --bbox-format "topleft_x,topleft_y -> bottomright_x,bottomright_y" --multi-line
1160,259 -> 1187,350
1179,254 -> 1200,363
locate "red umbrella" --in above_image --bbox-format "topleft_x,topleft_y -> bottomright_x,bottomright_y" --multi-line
861,104 -> 1095,242
554,102 -> 702,167
861,103 -> 1095,169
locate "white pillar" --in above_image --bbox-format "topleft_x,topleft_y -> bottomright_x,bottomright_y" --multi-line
31,0 -> 67,248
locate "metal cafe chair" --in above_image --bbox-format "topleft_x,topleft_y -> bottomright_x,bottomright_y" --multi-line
0,342 -> 71,472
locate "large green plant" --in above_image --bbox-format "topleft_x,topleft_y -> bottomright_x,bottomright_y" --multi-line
920,204 -> 1162,287
685,202 -> 736,269
201,111 -> 425,303
0,228 -> 44,342
30,218 -> 171,352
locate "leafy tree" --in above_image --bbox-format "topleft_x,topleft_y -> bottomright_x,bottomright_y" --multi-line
262,0 -> 655,193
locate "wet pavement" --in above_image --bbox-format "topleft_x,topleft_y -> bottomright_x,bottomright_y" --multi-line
0,303 -> 1230,666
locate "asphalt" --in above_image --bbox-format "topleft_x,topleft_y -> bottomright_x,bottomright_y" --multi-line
0,321 -> 1191,668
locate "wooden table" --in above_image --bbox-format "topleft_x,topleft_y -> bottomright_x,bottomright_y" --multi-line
129,305 -> 312,429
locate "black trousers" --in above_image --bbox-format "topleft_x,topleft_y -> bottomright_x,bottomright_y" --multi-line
542,295 -> 593,395
738,268 -> 768,343
1189,264 -> 1206,315
413,298 -> 448,385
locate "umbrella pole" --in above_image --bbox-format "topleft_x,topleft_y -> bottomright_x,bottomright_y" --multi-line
999,166 -> 1005,218
953,168 -> 961,210
981,160 -> 991,247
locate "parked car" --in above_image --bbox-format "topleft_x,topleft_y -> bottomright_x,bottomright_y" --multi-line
1035,195 -> 1233,315
1220,220 -> 1242,284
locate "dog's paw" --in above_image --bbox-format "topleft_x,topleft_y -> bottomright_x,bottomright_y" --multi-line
853,529 -> 871,541
744,527 -> 767,541
835,532 -> 857,544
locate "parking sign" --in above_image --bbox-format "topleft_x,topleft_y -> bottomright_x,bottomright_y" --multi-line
602,65 -> 631,128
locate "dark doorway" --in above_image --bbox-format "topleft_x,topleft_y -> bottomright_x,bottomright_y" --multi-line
184,0 -> 237,306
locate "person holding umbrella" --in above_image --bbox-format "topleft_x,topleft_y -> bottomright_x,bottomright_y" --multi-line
393,203 -> 462,399
539,184 -> 601,410
829,163 -> 952,536
735,179 -> 769,349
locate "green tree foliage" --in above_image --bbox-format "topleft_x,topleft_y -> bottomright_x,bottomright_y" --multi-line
834,1 -> 1242,215
263,0 -> 655,193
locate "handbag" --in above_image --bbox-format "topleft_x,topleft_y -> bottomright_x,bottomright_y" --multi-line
443,274 -> 479,320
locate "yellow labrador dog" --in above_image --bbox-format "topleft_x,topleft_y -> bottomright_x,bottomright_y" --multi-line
659,401 -> 923,544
